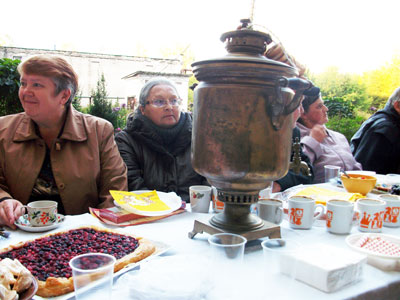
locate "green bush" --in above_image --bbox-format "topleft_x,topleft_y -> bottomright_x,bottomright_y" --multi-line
326,115 -> 365,142
112,102 -> 129,132
324,97 -> 355,119
87,74 -> 117,128
0,58 -> 23,116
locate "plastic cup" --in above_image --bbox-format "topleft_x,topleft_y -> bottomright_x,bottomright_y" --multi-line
324,165 -> 341,185
208,233 -> 247,296
69,253 -> 116,300
262,239 -> 301,298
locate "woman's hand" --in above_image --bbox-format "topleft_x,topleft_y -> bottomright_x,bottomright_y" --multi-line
310,124 -> 327,143
272,182 -> 282,193
0,199 -> 24,229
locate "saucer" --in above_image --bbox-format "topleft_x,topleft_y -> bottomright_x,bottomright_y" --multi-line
14,214 -> 65,232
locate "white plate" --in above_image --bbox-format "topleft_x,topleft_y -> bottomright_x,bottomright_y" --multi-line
14,214 -> 65,232
346,233 -> 400,260
113,190 -> 182,216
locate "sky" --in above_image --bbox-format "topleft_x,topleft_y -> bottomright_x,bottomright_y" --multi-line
1,0 -> 399,74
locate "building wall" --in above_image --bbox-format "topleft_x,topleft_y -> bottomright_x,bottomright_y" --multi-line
0,46 -> 189,107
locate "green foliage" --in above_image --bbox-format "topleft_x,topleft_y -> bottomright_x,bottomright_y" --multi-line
324,97 -> 355,119
0,58 -> 23,116
309,67 -> 372,112
87,74 -> 117,127
326,115 -> 366,142
112,101 -> 129,132
362,55 -> 400,109
72,91 -> 82,111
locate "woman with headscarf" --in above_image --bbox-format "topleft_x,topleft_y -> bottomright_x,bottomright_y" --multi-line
115,78 -> 207,202
296,87 -> 362,183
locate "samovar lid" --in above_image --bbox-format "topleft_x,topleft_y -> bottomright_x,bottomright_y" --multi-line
192,19 -> 298,82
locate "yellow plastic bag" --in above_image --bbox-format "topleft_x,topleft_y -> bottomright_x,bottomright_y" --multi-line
294,186 -> 365,205
110,190 -> 171,212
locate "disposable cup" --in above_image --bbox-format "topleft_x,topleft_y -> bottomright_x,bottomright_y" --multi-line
69,253 -> 116,300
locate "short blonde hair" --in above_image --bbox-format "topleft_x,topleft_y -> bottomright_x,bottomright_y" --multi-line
18,55 -> 78,106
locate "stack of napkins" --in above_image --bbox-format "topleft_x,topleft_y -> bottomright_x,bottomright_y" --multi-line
280,244 -> 367,292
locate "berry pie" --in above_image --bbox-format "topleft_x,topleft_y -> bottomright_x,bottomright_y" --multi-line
0,226 -> 155,297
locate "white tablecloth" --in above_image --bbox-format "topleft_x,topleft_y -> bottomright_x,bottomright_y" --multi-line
1,191 -> 400,300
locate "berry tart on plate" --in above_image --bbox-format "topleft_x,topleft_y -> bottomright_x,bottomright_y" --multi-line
0,226 -> 155,297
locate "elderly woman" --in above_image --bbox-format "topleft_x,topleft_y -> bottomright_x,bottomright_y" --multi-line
0,55 -> 127,228
296,87 -> 362,183
115,78 -> 207,202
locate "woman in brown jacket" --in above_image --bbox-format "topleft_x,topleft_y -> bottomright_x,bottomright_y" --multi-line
0,55 -> 127,229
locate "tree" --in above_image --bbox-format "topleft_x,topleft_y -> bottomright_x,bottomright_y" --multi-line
0,58 -> 23,116
72,91 -> 82,112
159,43 -> 195,71
87,74 -> 117,127
362,55 -> 400,109
309,67 -> 372,112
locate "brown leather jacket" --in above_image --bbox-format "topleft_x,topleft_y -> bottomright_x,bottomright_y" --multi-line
0,108 -> 127,214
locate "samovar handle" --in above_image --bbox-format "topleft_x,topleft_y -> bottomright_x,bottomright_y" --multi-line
276,77 -> 313,114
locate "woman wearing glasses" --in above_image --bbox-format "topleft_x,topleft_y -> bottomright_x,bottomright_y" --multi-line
115,78 -> 207,202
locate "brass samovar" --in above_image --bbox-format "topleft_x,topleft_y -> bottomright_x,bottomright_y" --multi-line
189,20 -> 312,240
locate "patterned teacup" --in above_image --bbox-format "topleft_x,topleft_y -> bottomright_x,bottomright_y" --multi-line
378,194 -> 400,228
356,198 -> 386,232
22,200 -> 58,227
189,186 -> 211,213
288,196 -> 325,229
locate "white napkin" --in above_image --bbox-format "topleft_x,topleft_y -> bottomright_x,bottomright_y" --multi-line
113,255 -> 212,300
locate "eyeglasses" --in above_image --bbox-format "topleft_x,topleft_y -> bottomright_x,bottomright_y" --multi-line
146,99 -> 182,108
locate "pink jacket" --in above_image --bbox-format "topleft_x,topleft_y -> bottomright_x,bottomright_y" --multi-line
297,122 -> 362,183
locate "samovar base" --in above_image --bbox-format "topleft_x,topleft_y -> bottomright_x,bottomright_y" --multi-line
188,219 -> 281,242
209,210 -> 264,231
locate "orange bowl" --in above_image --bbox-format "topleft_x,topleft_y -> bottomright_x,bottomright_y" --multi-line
341,174 -> 377,195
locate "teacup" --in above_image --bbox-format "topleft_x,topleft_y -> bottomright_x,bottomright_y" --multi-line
326,200 -> 355,234
22,200 -> 58,227
257,199 -> 283,225
356,198 -> 386,232
211,186 -> 224,213
189,186 -> 211,213
378,194 -> 400,228
288,196 -> 324,229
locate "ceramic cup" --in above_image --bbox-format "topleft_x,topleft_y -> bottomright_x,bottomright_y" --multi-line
326,200 -> 355,234
257,199 -> 283,225
211,186 -> 224,213
378,194 -> 400,228
22,200 -> 58,227
385,174 -> 400,186
356,198 -> 386,232
189,185 -> 211,213
288,196 -> 324,229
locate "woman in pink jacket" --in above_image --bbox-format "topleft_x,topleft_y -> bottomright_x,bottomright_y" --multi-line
296,87 -> 362,183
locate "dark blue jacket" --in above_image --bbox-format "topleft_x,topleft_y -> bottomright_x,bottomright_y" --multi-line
275,127 -> 314,191
351,106 -> 400,174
